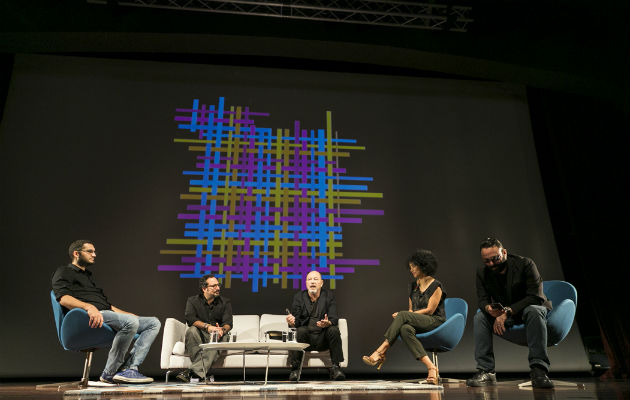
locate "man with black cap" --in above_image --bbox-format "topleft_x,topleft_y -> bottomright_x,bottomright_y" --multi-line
466,238 -> 554,389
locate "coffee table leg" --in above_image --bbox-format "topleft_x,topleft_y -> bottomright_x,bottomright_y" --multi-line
264,349 -> 271,385
296,349 -> 305,382
242,351 -> 246,382
200,350 -> 207,384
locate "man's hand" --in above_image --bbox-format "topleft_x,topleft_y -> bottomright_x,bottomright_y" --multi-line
316,314 -> 332,328
493,313 -> 508,335
209,323 -> 224,337
86,304 -> 103,328
392,312 -> 399,318
286,313 -> 296,327
485,304 -> 504,318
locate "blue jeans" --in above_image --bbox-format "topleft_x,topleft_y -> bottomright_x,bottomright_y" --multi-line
100,311 -> 161,375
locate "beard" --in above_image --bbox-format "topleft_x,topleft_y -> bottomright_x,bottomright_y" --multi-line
308,288 -> 318,295
76,256 -> 93,268
490,260 -> 507,274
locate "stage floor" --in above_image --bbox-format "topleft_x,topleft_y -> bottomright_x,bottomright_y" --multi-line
1,377 -> 627,400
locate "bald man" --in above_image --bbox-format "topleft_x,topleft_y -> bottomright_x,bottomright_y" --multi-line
286,271 -> 345,381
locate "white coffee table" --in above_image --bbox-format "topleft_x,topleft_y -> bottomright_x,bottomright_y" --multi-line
199,341 -> 310,384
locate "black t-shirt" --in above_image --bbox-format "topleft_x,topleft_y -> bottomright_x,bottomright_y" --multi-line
184,294 -> 233,328
51,264 -> 111,311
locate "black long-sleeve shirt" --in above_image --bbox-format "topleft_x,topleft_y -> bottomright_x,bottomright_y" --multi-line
184,294 -> 233,329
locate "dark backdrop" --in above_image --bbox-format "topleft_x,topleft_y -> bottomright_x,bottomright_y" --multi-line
0,54 -> 590,378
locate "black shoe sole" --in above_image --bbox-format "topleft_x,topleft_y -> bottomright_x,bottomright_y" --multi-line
466,381 -> 497,387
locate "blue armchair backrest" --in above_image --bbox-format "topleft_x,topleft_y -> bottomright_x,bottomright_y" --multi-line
543,280 -> 577,310
445,297 -> 468,320
50,290 -> 65,342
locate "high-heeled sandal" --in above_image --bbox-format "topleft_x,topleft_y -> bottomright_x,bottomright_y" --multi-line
361,351 -> 387,370
425,367 -> 439,385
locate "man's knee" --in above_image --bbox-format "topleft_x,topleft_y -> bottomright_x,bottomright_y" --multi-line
325,325 -> 341,338
523,305 -> 547,323
122,316 -> 140,333
474,310 -> 488,324
147,317 -> 161,331
185,326 -> 203,343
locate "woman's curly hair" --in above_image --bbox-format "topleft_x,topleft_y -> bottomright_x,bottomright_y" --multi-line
406,249 -> 438,276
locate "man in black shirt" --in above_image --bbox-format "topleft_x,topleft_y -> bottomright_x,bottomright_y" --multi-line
466,238 -> 554,389
51,240 -> 161,384
286,270 -> 345,381
176,274 -> 233,382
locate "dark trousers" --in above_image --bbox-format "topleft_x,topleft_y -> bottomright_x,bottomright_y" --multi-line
288,325 -> 344,369
383,311 -> 444,360
473,305 -> 550,372
185,326 -> 228,377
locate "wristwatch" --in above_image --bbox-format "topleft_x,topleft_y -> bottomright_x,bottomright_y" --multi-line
504,307 -> 513,317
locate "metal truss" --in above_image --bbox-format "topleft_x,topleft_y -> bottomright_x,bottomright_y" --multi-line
87,0 -> 473,32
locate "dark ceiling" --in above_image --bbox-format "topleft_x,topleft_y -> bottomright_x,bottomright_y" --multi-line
1,0 -> 628,109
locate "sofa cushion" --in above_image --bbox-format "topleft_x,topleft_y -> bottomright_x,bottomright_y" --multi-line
232,315 -> 260,342
259,314 -> 289,342
173,341 -> 186,356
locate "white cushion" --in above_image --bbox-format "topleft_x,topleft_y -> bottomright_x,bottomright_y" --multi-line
173,341 -> 186,356
232,315 -> 260,342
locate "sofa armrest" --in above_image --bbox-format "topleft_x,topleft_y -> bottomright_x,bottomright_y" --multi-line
161,318 -> 187,369
338,318 -> 349,367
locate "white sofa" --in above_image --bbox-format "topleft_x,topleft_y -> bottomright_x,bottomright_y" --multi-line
160,314 -> 349,381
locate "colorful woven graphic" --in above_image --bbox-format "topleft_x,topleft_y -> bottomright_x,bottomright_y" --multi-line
158,97 -> 383,292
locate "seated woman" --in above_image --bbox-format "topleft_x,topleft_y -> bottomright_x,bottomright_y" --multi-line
362,249 -> 447,384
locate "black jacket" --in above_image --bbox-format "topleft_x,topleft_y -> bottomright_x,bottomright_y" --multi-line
290,288 -> 339,328
476,253 -> 552,323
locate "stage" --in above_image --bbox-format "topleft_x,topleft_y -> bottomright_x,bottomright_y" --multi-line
2,376 -> 626,400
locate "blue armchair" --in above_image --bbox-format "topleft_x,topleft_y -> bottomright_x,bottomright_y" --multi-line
492,280 -> 578,388
415,297 -> 468,383
500,280 -> 577,347
38,290 -> 117,389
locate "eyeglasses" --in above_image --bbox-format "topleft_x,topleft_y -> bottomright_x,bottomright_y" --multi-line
483,254 -> 502,264
80,249 -> 97,255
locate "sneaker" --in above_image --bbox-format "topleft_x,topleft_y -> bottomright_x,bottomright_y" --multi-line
288,369 -> 300,382
113,369 -> 154,384
530,365 -> 554,389
99,372 -> 116,384
329,364 -> 346,381
466,370 -> 497,387
175,370 -> 191,383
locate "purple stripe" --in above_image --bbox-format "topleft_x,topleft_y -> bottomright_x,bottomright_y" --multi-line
334,217 -> 362,223
158,265 -> 195,271
328,259 -> 380,265
334,209 -> 384,215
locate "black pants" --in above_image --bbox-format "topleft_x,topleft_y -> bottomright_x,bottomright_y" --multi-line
288,325 -> 344,369
473,305 -> 550,372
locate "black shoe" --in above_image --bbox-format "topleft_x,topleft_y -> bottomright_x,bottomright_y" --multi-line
530,366 -> 554,389
466,370 -> 497,387
329,364 -> 346,381
175,370 -> 191,383
289,369 -> 300,382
